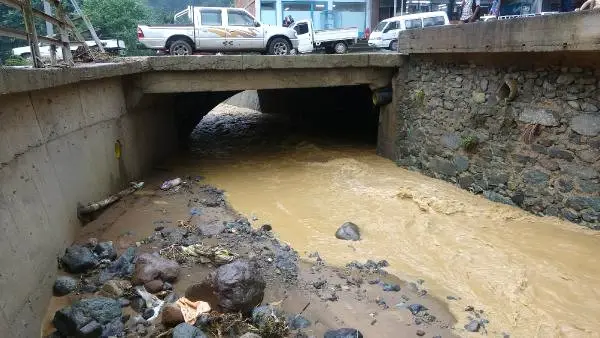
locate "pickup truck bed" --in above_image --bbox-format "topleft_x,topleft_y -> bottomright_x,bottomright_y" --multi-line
313,27 -> 359,44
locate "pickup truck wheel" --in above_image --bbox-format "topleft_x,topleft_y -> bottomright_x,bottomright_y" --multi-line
169,40 -> 192,56
268,38 -> 291,55
333,41 -> 348,54
389,40 -> 398,51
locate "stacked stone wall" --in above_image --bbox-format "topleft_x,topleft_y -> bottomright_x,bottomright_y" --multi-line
395,55 -> 600,228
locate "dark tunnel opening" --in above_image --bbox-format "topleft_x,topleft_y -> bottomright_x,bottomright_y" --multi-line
175,85 -> 380,157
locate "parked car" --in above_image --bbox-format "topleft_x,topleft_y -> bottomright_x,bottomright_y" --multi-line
368,11 -> 450,51
289,20 -> 359,54
137,6 -> 299,55
11,39 -> 126,59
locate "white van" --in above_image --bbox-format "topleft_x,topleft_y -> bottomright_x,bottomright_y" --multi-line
368,11 -> 450,51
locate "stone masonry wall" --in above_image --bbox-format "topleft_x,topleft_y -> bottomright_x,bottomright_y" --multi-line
395,54 -> 600,228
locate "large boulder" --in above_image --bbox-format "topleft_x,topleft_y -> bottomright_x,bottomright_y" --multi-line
53,297 -> 122,337
172,323 -> 207,338
161,304 -> 185,327
53,276 -> 78,296
213,259 -> 265,313
144,279 -> 164,293
324,328 -> 364,338
93,241 -> 117,260
133,253 -> 180,285
252,305 -> 285,329
99,247 -> 136,283
335,222 -> 361,241
61,245 -> 99,273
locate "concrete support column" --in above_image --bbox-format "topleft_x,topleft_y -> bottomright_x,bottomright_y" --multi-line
371,0 -> 380,29
366,0 -> 372,31
255,0 -> 261,20
276,0 -> 283,26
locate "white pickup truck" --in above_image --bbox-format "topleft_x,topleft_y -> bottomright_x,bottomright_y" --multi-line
137,6 -> 299,55
289,20 -> 358,54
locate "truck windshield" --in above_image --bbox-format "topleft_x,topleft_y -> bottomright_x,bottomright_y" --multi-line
373,21 -> 388,32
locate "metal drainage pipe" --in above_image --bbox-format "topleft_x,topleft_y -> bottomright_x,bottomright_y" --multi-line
372,87 -> 393,106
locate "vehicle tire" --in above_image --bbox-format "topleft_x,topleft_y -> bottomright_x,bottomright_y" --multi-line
169,39 -> 193,56
333,41 -> 348,54
268,37 -> 291,55
389,40 -> 398,52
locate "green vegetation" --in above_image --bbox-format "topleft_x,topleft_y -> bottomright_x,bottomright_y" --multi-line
83,0 -> 150,55
3,55 -> 29,66
460,135 -> 479,152
414,89 -> 425,106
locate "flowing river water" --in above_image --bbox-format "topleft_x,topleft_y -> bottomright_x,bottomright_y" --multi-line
169,102 -> 600,338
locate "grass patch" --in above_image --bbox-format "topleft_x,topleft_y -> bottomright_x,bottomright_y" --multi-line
460,135 -> 479,152
3,55 -> 29,66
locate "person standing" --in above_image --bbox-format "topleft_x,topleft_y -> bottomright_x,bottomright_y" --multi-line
460,0 -> 482,23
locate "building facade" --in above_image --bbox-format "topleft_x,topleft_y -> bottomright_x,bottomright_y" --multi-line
236,0 -> 566,36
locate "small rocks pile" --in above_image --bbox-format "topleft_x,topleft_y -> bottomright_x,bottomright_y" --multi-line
53,297 -> 123,337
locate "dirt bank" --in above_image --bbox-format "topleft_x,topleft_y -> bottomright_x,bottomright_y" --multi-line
43,173 -> 459,337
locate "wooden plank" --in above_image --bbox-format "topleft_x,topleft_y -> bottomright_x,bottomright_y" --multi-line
32,7 -> 72,28
0,27 -> 62,45
0,0 -> 72,27
21,0 -> 43,67
0,0 -> 21,10
68,0 -> 104,52
53,1 -> 73,65
64,15 -> 93,61
0,26 -> 28,40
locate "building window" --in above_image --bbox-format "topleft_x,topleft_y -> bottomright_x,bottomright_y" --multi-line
260,1 -> 277,25
227,9 -> 255,26
283,2 -> 327,30
201,9 -> 222,26
333,2 -> 366,33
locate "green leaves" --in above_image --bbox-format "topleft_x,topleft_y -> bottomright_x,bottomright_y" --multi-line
83,0 -> 149,54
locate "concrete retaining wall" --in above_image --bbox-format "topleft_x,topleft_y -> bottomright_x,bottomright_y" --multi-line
0,79 -> 177,336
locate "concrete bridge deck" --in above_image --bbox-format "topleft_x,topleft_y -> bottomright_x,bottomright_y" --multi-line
0,54 -> 403,95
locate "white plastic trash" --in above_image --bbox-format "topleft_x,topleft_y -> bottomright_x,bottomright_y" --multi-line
161,178 -> 182,190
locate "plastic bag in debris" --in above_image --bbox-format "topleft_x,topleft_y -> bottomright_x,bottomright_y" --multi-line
135,285 -> 164,321
161,178 -> 182,190
180,243 -> 237,265
175,297 -> 211,324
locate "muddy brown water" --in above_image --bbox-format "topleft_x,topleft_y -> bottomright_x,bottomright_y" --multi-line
44,104 -> 600,337
184,105 -> 600,337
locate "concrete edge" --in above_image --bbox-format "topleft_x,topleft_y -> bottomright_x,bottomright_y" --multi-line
397,9 -> 600,54
1,54 -> 405,95
0,59 -> 150,95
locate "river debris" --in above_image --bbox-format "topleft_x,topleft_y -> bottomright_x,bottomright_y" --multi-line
46,175 -> 459,338
181,243 -> 238,265
77,181 -> 144,221
135,285 -> 164,321
176,297 -> 211,324
161,177 -> 183,190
